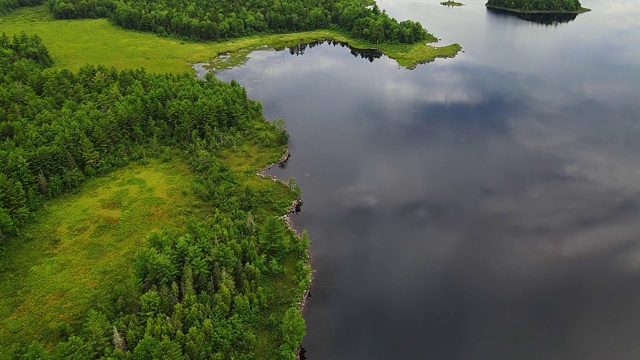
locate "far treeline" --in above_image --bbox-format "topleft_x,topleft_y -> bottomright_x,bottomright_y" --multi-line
1,32 -> 310,359
486,0 -> 588,12
39,0 -> 435,44
0,0 -> 39,14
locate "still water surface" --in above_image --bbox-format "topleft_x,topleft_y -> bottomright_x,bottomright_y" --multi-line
214,0 -> 640,358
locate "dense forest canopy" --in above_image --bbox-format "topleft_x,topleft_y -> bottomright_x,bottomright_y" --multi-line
0,31 -> 262,233
45,0 -> 433,44
1,32 -> 310,359
486,0 -> 585,12
0,0 -> 40,15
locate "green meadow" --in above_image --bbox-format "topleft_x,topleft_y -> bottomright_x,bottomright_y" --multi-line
0,155 -> 205,355
0,6 -> 460,73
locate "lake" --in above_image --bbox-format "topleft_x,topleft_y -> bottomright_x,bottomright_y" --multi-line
213,0 -> 640,358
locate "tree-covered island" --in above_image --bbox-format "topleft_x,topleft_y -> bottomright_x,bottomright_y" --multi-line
486,0 -> 591,13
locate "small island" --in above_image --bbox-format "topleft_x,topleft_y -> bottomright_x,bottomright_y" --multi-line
441,1 -> 464,6
486,0 -> 591,13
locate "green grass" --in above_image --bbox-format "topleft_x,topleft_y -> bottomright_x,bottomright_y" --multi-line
0,6 -> 460,73
219,133 -> 296,218
254,253 -> 304,358
0,155 -> 204,356
441,1 -> 464,6
0,136 -> 297,356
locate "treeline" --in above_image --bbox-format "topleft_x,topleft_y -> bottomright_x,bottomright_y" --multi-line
48,0 -> 433,44
1,33 -> 310,359
0,0 -> 42,15
486,0 -> 584,12
25,214 -> 311,359
0,31 -> 276,236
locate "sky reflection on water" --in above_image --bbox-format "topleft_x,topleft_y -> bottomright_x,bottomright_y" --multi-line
215,1 -> 640,358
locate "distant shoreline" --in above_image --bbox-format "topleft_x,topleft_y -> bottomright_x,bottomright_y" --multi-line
485,4 -> 591,14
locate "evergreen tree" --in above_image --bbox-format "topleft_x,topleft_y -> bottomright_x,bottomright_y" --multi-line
279,307 -> 305,360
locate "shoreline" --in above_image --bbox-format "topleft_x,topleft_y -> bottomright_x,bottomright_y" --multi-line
485,4 -> 591,14
0,6 -> 461,73
195,36 -> 462,74
257,146 -> 314,360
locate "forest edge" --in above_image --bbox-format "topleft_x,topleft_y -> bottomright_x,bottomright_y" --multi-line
256,147 -> 313,360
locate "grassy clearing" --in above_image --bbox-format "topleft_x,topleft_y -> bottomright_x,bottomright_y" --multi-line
215,134 -> 306,359
220,135 -> 295,218
0,155 -> 203,355
0,6 -> 460,73
0,137 -> 297,357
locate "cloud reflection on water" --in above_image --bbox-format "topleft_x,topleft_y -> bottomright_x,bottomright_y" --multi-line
215,12 -> 640,358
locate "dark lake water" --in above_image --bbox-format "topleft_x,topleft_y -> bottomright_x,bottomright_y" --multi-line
214,0 -> 640,358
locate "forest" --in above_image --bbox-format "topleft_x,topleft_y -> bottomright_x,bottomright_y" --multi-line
45,0 -> 432,44
0,0 -> 457,355
0,0 -> 39,14
485,0 -> 586,12
0,32 -> 311,359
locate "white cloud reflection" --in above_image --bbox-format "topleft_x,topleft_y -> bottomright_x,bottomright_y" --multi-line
382,70 -> 483,106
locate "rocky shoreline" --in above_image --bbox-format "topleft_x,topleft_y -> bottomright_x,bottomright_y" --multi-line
257,146 -> 313,360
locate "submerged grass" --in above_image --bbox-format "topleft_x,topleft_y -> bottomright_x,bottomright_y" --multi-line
0,155 -> 203,355
0,6 -> 460,73
441,1 -> 464,6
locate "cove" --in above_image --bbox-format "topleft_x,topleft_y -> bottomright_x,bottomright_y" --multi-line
206,0 -> 640,358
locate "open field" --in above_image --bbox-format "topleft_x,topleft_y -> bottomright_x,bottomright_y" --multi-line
0,155 -> 203,355
0,6 -> 460,73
